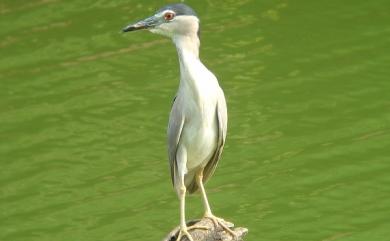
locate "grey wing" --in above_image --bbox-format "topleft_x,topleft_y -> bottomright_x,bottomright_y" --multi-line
167,97 -> 185,186
202,89 -> 228,184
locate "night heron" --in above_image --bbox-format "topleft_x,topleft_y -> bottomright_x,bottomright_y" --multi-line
123,3 -> 235,241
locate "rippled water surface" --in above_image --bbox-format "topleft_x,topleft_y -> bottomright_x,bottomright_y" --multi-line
1,1 -> 389,241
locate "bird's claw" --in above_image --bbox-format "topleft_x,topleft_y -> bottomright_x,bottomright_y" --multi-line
204,214 -> 238,240
176,228 -> 194,241
176,225 -> 209,241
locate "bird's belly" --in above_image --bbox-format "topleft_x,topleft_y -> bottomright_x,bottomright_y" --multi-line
181,111 -> 217,171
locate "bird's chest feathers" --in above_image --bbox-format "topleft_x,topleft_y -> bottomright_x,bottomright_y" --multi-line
179,66 -> 218,124
178,64 -> 219,169
175,48 -> 220,168
181,93 -> 218,170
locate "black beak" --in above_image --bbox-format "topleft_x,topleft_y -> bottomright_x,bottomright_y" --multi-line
122,16 -> 159,32
122,22 -> 147,32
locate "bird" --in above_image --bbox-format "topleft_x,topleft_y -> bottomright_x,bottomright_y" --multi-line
123,3 -> 235,241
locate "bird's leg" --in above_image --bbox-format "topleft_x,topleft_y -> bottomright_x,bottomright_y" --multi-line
176,178 -> 208,241
176,183 -> 194,241
195,169 -> 238,239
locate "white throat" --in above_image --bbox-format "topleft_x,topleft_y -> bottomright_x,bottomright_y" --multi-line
173,32 -> 219,106
173,33 -> 201,79
173,33 -> 203,92
165,16 -> 219,102
173,34 -> 200,60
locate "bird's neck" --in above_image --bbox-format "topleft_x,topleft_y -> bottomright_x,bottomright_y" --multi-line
173,34 -> 218,105
173,34 -> 205,94
173,34 -> 200,60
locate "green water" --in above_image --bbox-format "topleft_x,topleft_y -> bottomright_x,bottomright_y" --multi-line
1,1 -> 389,240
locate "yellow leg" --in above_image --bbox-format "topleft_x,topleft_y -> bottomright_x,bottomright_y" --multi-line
195,169 -> 237,239
176,180 -> 208,241
176,183 -> 194,241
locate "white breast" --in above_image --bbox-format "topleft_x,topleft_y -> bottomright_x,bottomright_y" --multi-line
178,57 -> 220,171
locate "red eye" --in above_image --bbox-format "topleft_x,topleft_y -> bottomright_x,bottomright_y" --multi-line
164,12 -> 175,20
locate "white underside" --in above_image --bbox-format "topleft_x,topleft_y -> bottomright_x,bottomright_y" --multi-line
174,35 -> 221,179
180,84 -> 218,171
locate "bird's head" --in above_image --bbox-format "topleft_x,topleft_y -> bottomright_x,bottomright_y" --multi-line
122,3 -> 199,38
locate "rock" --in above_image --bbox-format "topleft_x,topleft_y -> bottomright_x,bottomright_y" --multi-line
162,218 -> 248,241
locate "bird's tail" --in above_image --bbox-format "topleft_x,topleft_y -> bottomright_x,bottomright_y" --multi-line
187,179 -> 199,194
185,171 -> 199,194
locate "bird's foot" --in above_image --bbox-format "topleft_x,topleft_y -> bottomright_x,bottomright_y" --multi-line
176,227 -> 194,241
176,225 -> 209,241
204,213 -> 238,240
